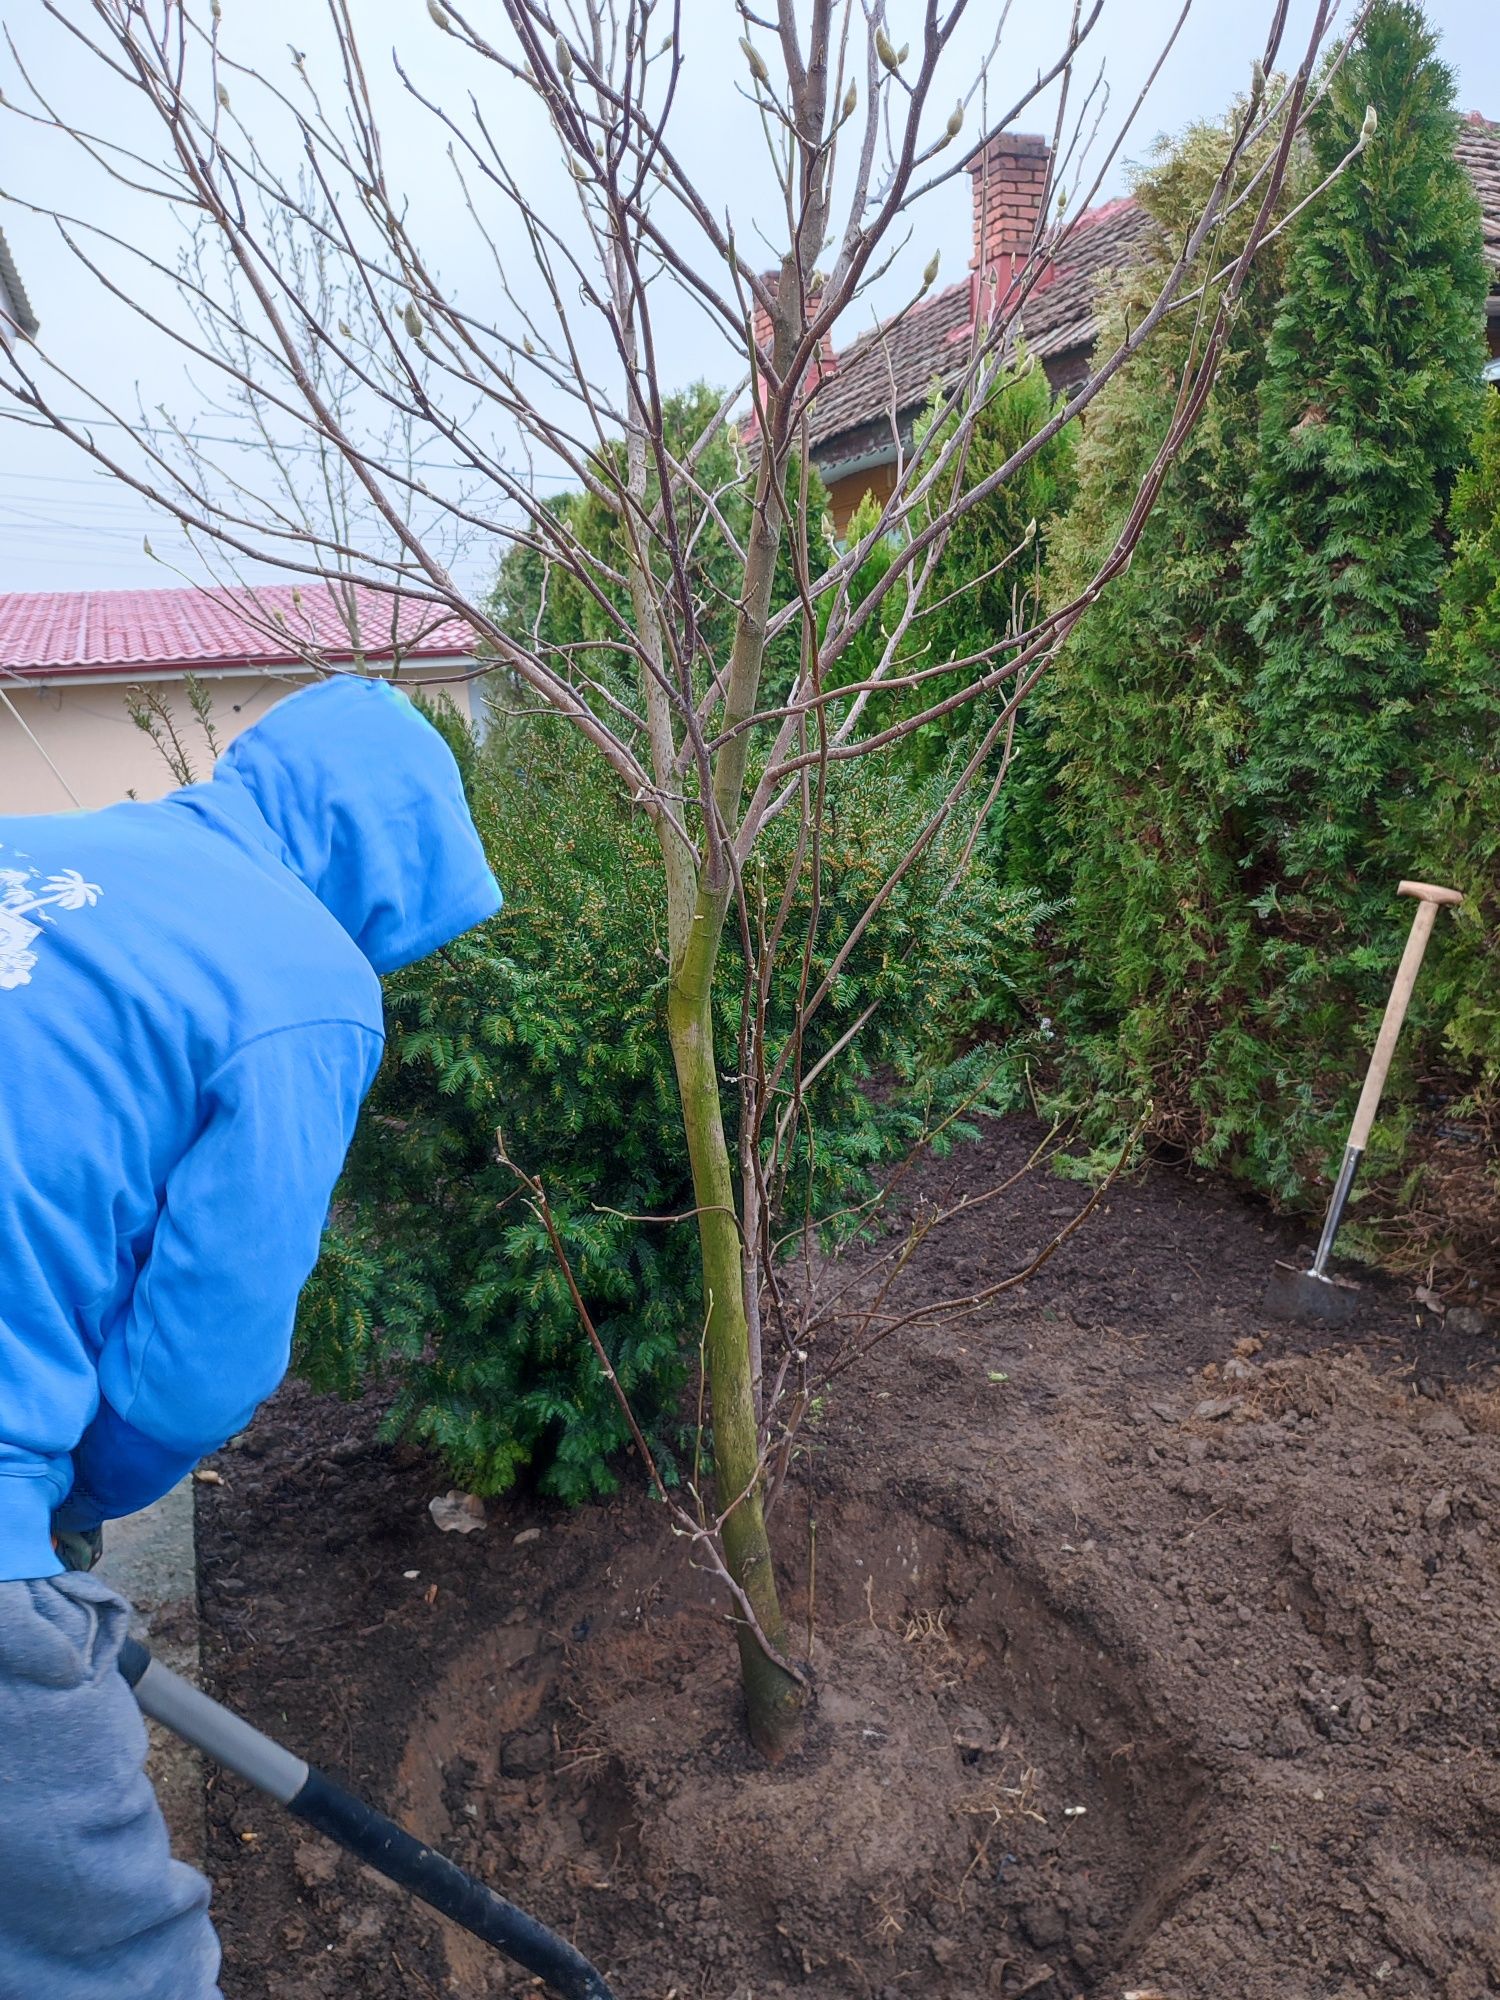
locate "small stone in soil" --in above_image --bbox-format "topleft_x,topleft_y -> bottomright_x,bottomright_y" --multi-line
1194,1396 -> 1242,1421
428,1490 -> 486,1534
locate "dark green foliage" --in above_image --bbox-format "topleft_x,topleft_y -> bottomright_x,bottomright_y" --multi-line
1244,4 -> 1489,879
1024,10 -> 1493,1208
746,754 -> 1057,1200
298,666 -> 1049,1505
900,355 -> 1076,777
1405,392 -> 1500,1083
297,720 -> 691,1502
835,360 -> 1075,1029
822,490 -> 906,707
1233,0 -> 1489,1190
1028,106 -> 1301,1174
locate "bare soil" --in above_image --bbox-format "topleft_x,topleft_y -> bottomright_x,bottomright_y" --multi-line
197,1116 -> 1500,2000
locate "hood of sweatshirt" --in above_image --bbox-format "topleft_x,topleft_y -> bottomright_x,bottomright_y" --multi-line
213,676 -> 501,972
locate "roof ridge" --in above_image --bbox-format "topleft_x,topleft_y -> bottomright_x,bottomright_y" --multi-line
1065,193 -> 1138,233
0,224 -> 39,339
0,580 -> 478,679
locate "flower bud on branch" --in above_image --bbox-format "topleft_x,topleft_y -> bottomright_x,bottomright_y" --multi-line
739,37 -> 770,87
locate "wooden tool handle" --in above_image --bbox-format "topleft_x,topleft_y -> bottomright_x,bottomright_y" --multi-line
1398,879 -> 1463,906
1348,883 -> 1460,1150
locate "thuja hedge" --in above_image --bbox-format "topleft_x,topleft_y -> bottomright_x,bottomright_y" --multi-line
1006,4 -> 1497,1237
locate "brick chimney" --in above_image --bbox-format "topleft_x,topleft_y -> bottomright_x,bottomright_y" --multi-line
965,130 -> 1051,324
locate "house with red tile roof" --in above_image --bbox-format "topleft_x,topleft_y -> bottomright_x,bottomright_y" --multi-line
806,113 -> 1500,531
0,583 -> 483,813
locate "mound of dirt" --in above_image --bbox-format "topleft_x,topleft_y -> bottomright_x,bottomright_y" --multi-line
197,1116 -> 1500,2000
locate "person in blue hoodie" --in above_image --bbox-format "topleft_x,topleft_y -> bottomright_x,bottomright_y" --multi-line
0,675 -> 500,2000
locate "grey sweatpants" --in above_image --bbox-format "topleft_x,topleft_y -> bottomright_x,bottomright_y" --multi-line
0,1573 -> 221,2000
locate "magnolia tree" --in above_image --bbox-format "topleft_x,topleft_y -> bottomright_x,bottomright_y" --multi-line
2,0 -> 1350,1758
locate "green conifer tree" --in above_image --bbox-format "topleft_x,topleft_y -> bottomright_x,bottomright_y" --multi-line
1406,390 -> 1500,1082
1237,0 -> 1488,1194
1034,106 -> 1298,1165
898,357 -> 1075,749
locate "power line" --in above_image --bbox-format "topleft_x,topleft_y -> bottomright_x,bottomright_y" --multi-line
0,467 -> 168,488
16,413 -> 581,482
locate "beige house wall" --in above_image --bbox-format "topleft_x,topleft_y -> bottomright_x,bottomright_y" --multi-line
0,669 -> 475,816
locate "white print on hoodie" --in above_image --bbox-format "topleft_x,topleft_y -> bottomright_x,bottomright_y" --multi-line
0,857 -> 103,990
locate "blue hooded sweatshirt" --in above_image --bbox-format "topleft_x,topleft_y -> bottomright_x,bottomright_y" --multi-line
0,677 -> 500,1580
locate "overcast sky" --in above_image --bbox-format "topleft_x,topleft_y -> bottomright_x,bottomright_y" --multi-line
0,0 -> 1493,596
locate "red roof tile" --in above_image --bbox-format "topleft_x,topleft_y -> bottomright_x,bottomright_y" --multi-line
0,583 -> 477,682
1458,112 -> 1500,273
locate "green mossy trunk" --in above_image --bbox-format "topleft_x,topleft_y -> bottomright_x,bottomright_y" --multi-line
665,902 -> 804,1763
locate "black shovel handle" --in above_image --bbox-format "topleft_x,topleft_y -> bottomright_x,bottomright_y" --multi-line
119,1636 -> 617,2000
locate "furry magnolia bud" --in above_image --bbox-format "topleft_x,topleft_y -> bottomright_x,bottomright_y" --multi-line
842,81 -> 858,120
921,250 -> 940,290
216,82 -> 231,110
946,101 -> 964,139
875,27 -> 899,72
739,36 -> 769,86
1360,102 -> 1378,143
402,299 -> 423,340
556,35 -> 573,83
427,0 -> 452,29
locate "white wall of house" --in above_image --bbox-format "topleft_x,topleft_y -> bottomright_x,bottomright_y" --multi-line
0,668 -> 476,815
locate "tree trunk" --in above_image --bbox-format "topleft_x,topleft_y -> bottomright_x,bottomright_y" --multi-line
666,912 -> 805,1762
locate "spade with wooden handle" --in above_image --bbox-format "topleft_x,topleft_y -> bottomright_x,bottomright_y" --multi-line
1264,879 -> 1462,1323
